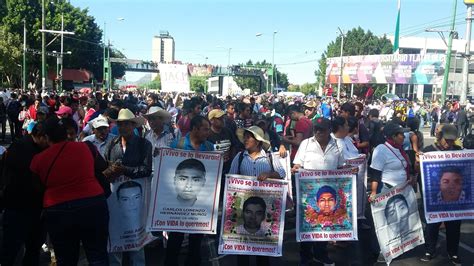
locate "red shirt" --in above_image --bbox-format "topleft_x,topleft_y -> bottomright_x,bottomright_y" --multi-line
28,105 -> 37,121
291,116 -> 313,160
83,108 -> 96,128
30,141 -> 104,207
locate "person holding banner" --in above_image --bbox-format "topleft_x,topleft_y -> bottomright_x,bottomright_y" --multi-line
103,108 -> 152,266
143,106 -> 174,156
291,117 -> 344,266
420,124 -> 463,265
164,115 -> 214,266
229,125 -> 286,266
367,122 -> 416,262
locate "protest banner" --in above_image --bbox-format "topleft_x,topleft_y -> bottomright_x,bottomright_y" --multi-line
158,63 -> 191,93
273,152 -> 293,210
371,182 -> 425,264
107,176 -> 155,252
147,148 -> 223,234
420,150 -> 474,223
345,154 -> 367,219
218,175 -> 287,257
296,169 -> 357,242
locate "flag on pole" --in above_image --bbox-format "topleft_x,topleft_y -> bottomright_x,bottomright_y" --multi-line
393,0 -> 401,54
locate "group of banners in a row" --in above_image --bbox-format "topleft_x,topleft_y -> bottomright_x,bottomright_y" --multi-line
105,148 -> 474,263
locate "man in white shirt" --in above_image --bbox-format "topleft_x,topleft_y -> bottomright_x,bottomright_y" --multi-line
291,117 -> 344,266
292,117 -> 344,172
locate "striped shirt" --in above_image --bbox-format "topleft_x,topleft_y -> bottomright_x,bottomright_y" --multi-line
229,149 -> 286,179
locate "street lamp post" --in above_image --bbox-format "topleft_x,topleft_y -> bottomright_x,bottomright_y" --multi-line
23,19 -> 26,92
461,3 -> 473,104
337,27 -> 345,101
256,31 -> 278,93
272,31 -> 277,94
41,0 -> 46,89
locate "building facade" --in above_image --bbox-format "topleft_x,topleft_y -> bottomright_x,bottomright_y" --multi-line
388,35 -> 474,101
151,31 -> 175,79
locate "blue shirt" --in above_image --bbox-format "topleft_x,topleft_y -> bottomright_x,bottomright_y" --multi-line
228,150 -> 286,179
170,133 -> 215,151
321,103 -> 331,119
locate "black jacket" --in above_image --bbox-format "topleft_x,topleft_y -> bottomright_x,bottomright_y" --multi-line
2,135 -> 43,209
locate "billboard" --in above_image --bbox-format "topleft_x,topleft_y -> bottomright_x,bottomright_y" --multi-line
326,54 -> 445,85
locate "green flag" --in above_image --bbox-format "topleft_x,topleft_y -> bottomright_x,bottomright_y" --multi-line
393,0 -> 401,53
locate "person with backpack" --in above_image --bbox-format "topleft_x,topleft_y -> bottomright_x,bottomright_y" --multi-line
1,122 -> 48,265
228,125 -> 286,266
164,115 -> 214,266
367,109 -> 385,153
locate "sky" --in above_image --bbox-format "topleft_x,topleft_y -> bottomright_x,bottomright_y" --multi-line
70,0 -> 469,84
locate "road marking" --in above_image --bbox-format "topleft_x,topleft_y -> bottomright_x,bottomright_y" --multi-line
439,231 -> 474,253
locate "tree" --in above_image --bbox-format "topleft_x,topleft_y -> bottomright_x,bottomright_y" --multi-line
190,76 -> 207,92
315,27 -> 393,96
300,83 -> 317,95
234,60 -> 289,93
139,74 -> 160,90
0,24 -> 21,86
1,0 -> 103,88
110,48 -> 126,79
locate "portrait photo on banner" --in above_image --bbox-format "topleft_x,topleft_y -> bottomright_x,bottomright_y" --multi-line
299,177 -> 354,233
108,177 -> 154,252
148,148 -> 223,234
422,160 -> 474,212
219,175 -> 287,257
371,183 -> 424,264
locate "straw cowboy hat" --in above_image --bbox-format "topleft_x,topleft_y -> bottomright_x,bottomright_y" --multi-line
116,108 -> 145,127
236,126 -> 271,151
143,106 -> 172,120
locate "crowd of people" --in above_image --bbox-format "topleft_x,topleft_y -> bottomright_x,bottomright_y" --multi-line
0,87 -> 472,266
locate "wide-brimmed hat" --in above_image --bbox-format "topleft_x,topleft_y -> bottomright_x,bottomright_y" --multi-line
208,109 -> 225,120
143,106 -> 171,120
116,108 -> 145,127
304,100 -> 317,108
236,126 -> 271,151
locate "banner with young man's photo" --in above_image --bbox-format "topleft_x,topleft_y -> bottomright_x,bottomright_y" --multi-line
420,150 -> 474,223
371,182 -> 425,265
218,175 -> 288,257
345,154 -> 367,219
147,148 -> 223,234
296,169 -> 357,242
107,176 -> 156,252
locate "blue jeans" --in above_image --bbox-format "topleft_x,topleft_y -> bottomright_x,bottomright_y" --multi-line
1,208 -> 44,266
45,195 -> 109,266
